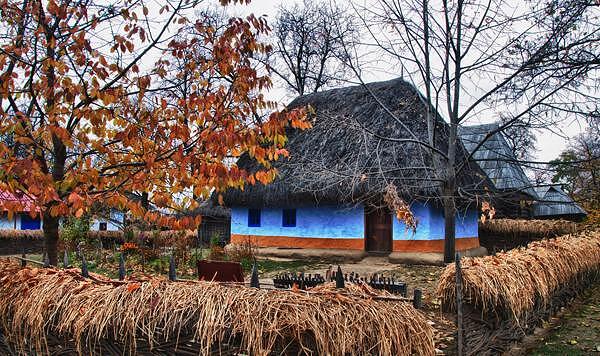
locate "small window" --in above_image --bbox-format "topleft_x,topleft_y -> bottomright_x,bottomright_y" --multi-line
282,209 -> 296,227
248,208 -> 261,227
99,222 -> 108,231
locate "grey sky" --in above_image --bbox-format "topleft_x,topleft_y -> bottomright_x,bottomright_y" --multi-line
223,0 -> 589,163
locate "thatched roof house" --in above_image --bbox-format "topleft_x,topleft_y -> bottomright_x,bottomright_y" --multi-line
222,78 -> 486,258
0,190 -> 41,230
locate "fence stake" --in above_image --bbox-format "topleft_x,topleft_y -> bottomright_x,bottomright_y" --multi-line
168,254 -> 177,281
456,252 -> 464,356
21,252 -> 26,268
413,288 -> 422,309
63,250 -> 69,268
335,265 -> 345,289
81,254 -> 89,278
118,253 -> 126,281
96,240 -> 102,266
250,260 -> 260,288
43,252 -> 50,268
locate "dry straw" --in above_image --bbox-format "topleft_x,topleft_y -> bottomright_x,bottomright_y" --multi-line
0,259 -> 434,355
479,218 -> 578,239
437,230 -> 600,320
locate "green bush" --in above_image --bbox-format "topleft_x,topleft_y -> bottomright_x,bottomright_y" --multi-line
61,217 -> 90,244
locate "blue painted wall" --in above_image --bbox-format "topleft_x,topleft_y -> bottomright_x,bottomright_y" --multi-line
392,202 -> 478,240
455,209 -> 479,238
231,204 -> 364,238
232,202 -> 478,240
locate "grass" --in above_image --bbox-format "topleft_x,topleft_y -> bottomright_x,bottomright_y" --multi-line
528,282 -> 600,355
530,343 -> 587,356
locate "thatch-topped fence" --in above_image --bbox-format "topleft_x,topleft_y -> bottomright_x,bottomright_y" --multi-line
0,259 -> 434,355
438,230 -> 600,355
478,218 -> 579,252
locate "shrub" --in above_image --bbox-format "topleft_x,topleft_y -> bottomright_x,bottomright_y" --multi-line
61,217 -> 91,250
226,238 -> 257,263
207,234 -> 226,261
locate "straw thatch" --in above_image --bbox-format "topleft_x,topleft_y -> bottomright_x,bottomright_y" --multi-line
437,230 -> 600,320
222,78 -> 489,208
480,218 -> 578,240
0,259 -> 434,355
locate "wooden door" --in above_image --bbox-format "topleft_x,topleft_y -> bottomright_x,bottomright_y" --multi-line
365,207 -> 392,253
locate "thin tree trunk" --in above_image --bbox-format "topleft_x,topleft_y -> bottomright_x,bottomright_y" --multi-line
443,188 -> 456,263
444,123 -> 458,263
43,213 -> 60,266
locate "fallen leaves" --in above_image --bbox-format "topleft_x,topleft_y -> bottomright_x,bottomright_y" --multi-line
126,283 -> 140,293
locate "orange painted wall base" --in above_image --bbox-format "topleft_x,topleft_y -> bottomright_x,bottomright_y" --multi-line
392,238 -> 479,252
231,234 -> 480,253
231,234 -> 364,250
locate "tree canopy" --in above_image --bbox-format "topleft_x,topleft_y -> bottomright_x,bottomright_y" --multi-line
0,0 -> 308,264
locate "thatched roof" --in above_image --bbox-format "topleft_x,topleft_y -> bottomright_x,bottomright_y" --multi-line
223,78 -> 488,207
191,200 -> 231,218
533,185 -> 587,218
458,123 -> 538,199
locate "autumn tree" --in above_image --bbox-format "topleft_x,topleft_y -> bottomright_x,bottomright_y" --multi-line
0,0 -> 307,265
550,126 -> 600,214
268,0 -> 358,96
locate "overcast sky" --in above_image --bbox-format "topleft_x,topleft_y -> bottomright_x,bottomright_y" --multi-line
221,0 -> 589,163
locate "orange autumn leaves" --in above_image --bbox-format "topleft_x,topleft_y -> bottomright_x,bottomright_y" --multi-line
0,1 -> 309,230
480,201 -> 496,223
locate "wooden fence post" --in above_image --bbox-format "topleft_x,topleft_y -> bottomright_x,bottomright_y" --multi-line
81,254 -> 89,278
63,250 -> 69,269
168,254 -> 177,281
119,253 -> 126,281
413,288 -> 422,309
455,252 -> 464,356
21,252 -> 26,268
250,260 -> 260,288
335,265 -> 345,289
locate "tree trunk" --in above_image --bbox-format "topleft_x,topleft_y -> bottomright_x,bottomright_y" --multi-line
43,213 -> 60,266
444,121 -> 458,263
443,185 -> 456,263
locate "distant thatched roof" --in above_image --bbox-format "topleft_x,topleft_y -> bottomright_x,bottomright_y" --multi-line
458,123 -> 538,199
222,78 -> 488,207
533,185 -> 587,218
192,200 -> 231,218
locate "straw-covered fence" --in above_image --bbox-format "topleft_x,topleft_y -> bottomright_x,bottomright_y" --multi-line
0,229 -> 197,255
0,259 -> 434,355
437,230 -> 600,355
478,218 -> 579,252
0,229 -> 197,242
